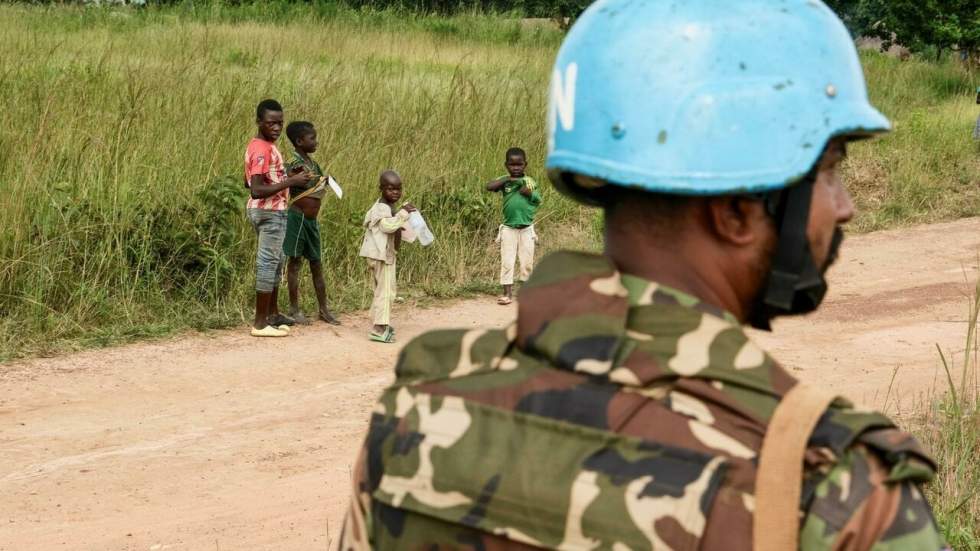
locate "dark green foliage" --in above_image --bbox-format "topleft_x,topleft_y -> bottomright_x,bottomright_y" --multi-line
124,175 -> 247,301
828,0 -> 980,62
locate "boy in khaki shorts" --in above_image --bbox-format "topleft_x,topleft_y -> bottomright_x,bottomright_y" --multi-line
485,147 -> 541,305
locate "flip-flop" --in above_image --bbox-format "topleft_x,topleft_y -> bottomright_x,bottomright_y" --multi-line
497,296 -> 513,305
369,326 -> 396,343
276,324 -> 291,333
251,325 -> 288,338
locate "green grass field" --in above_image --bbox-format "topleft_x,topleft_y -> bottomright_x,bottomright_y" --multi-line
1,3 -> 975,360
0,3 -> 582,359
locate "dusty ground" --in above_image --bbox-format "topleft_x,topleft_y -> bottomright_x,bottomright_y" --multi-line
2,218 -> 979,550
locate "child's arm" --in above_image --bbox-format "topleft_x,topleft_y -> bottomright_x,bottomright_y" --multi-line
519,180 -> 542,205
486,176 -> 509,192
285,160 -> 315,191
376,204 -> 415,234
249,168 -> 310,200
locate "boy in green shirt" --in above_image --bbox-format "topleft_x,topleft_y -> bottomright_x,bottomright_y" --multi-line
485,147 -> 541,305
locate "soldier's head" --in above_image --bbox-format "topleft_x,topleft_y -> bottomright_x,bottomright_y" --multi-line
546,0 -> 888,330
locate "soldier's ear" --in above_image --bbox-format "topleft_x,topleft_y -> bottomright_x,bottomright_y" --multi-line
706,196 -> 768,247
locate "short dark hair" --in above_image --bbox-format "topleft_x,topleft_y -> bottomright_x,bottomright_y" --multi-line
597,183 -> 694,232
286,121 -> 315,145
256,99 -> 283,120
505,147 -> 526,162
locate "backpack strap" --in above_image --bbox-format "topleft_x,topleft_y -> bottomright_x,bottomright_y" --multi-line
754,383 -> 838,551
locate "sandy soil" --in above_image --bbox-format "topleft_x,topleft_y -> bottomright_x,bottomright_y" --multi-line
2,217 -> 979,550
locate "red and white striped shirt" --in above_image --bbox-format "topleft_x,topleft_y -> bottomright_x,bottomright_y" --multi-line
243,138 -> 288,211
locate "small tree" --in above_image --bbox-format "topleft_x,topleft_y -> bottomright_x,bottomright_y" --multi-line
828,0 -> 980,63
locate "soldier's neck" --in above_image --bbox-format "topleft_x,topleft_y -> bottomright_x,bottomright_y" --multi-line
604,236 -> 747,322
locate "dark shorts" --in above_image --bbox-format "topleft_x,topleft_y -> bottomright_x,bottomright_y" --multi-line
283,208 -> 321,262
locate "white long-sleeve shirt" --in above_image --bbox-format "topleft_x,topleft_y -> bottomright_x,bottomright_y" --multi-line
359,201 -> 409,265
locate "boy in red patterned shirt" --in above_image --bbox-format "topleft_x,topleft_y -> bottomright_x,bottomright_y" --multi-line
244,99 -> 311,337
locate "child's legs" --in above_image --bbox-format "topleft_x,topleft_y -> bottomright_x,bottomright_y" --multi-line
304,218 -> 327,310
309,260 -> 328,311
517,226 -> 536,283
248,208 -> 285,294
268,211 -> 287,317
287,256 -> 303,310
284,210 -> 308,311
248,208 -> 286,327
370,260 -> 396,328
369,260 -> 384,327
499,226 -> 518,286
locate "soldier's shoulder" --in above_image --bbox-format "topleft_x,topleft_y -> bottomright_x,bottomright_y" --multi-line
393,326 -> 516,386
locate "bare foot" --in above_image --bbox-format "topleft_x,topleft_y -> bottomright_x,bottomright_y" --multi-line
290,310 -> 311,325
319,309 -> 341,326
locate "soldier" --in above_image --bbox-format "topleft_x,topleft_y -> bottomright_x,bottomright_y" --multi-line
339,0 -> 948,549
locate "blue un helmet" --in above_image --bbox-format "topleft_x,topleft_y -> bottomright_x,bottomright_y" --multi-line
546,0 -> 890,200
546,0 -> 891,329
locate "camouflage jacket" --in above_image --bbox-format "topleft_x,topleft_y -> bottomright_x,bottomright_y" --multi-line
340,251 -> 947,550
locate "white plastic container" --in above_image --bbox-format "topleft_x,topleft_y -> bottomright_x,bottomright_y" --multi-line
408,211 -> 434,246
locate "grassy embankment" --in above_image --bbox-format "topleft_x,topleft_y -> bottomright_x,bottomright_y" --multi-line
0,3 -> 579,359
0,2 -> 976,361
846,53 -> 979,232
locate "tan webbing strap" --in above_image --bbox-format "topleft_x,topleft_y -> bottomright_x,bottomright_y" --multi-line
754,383 -> 837,551
288,176 -> 326,206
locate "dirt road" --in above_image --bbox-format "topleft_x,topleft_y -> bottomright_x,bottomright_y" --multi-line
2,218 -> 979,550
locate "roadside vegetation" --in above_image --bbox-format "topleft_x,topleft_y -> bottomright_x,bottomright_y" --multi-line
0,1 -> 976,363
908,282 -> 980,548
846,52 -> 979,232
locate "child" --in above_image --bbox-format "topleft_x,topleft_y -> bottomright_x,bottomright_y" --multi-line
244,99 -> 311,337
358,170 -> 415,343
974,86 -> 980,141
485,147 -> 541,305
282,121 -> 341,326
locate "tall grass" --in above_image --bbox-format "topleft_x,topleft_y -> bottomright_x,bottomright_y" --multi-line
0,2 -> 580,359
845,51 -> 980,232
910,280 -> 980,549
0,3 -> 977,360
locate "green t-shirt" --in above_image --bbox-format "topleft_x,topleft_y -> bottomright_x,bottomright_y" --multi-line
498,175 -> 541,228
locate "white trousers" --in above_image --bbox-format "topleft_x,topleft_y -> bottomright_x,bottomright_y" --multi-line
499,225 -> 536,286
368,259 -> 396,326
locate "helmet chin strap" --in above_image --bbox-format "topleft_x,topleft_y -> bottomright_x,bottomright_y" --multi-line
748,174 -> 843,331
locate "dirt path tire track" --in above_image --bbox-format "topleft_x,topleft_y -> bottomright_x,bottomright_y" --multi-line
2,218 -> 979,550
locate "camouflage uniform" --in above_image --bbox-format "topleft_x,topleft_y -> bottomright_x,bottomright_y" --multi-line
339,251 -> 947,550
